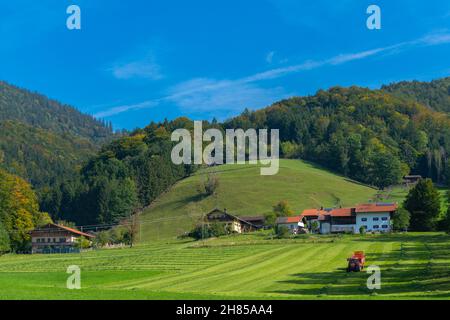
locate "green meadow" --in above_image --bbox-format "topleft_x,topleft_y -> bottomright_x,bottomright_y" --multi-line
139,159 -> 379,242
0,232 -> 449,300
1,159 -> 448,300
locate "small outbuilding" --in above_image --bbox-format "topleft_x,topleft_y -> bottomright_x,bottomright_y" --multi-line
204,209 -> 261,233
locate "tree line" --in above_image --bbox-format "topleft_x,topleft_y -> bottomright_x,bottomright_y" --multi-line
224,86 -> 450,189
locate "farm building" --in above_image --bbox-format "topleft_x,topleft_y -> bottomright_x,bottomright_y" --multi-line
204,209 -> 262,233
275,216 -> 307,234
239,216 -> 266,229
298,203 -> 398,234
30,223 -> 95,254
403,175 -> 422,187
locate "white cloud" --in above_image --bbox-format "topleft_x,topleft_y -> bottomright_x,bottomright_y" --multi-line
110,55 -> 163,80
166,78 -> 287,112
94,100 -> 159,118
95,31 -> 450,118
420,31 -> 450,45
266,51 -> 275,63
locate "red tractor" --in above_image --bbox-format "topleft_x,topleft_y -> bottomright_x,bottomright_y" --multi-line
347,251 -> 366,272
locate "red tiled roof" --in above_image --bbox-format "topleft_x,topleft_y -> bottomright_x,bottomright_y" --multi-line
327,208 -> 353,217
302,208 -> 352,217
276,216 -> 302,224
301,209 -> 324,216
299,203 -> 398,220
355,203 -> 398,213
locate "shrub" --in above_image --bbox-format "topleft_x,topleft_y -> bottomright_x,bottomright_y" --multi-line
198,173 -> 220,196
275,225 -> 290,238
188,222 -> 229,240
310,221 -> 320,233
74,236 -> 91,249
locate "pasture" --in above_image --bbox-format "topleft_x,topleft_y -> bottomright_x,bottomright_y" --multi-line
0,232 -> 449,300
139,159 -> 378,242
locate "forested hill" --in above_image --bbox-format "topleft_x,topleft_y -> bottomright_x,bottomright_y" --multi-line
0,81 -> 113,143
0,81 -> 115,192
382,77 -> 450,113
225,86 -> 450,188
47,85 -> 450,226
0,120 -> 95,188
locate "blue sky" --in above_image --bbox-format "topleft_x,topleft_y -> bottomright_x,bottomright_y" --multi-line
1,0 -> 450,129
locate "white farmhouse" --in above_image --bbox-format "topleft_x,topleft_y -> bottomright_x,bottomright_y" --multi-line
300,203 -> 398,234
355,203 -> 396,233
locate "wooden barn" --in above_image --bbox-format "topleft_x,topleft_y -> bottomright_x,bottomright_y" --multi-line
204,209 -> 263,233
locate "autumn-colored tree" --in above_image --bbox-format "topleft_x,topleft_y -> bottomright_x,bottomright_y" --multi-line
0,169 -> 46,250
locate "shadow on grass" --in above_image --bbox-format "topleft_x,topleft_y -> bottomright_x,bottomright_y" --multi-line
270,235 -> 450,298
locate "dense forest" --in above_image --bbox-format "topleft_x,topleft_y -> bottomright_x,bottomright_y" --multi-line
1,79 -> 450,228
225,86 -> 450,188
382,77 -> 450,113
0,120 -> 95,188
40,119 -> 195,225
0,81 -> 113,142
0,81 -> 115,196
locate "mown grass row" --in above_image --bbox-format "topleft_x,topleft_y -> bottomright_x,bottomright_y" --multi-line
0,233 -> 449,299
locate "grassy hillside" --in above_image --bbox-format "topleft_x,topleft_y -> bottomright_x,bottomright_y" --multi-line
139,159 -> 378,242
0,232 -> 449,299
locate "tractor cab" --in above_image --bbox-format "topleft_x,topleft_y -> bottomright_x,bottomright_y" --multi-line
347,251 -> 366,272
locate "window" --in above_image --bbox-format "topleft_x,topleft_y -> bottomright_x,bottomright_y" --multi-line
361,218 -> 367,222
60,238 -> 66,243
382,225 -> 389,229
373,217 -> 379,221
373,225 -> 379,229
382,217 -> 388,221
36,238 -> 40,243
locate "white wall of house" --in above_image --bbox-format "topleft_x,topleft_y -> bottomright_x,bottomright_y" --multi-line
231,220 -> 242,233
320,222 -> 331,234
355,212 -> 391,233
331,225 -> 355,233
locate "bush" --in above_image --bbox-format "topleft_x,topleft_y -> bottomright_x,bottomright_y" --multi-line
275,225 -> 290,238
188,222 -> 229,240
359,226 -> 366,235
74,236 -> 91,249
93,231 -> 110,247
310,221 -> 320,233
198,173 -> 220,196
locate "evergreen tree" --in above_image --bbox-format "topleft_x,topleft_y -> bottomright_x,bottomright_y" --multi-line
404,179 -> 441,231
392,208 -> 411,231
